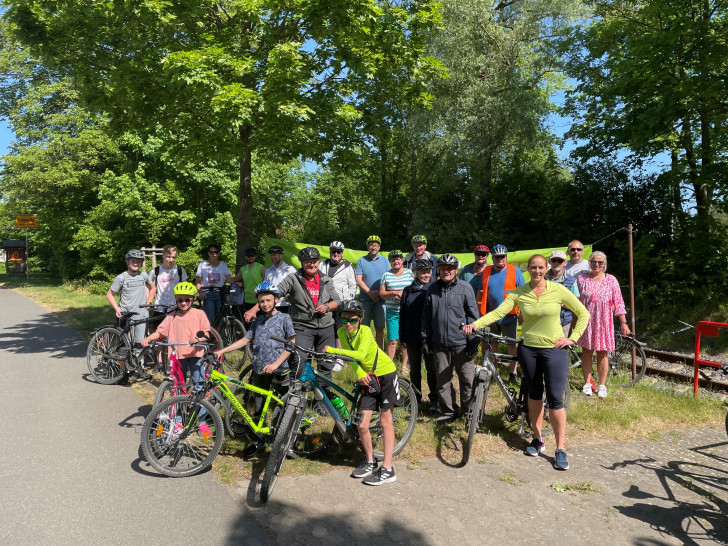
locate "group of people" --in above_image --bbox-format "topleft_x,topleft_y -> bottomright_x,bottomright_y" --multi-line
106,235 -> 631,480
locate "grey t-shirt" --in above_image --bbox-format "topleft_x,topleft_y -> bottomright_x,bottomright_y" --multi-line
565,261 -> 590,277
110,271 -> 151,316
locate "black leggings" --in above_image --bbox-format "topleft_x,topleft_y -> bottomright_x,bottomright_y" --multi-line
517,345 -> 569,410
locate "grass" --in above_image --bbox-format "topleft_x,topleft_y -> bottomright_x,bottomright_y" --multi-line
3,277 -> 728,486
551,481 -> 603,494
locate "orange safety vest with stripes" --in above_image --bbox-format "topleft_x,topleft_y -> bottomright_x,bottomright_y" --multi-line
479,264 -> 519,317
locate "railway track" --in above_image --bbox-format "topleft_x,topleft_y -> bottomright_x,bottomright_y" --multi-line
643,348 -> 728,390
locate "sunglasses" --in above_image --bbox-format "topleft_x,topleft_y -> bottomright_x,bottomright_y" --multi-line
569,248 -> 583,252
341,317 -> 360,325
493,255 -> 506,260
176,298 -> 194,303
590,261 -> 604,266
208,250 -> 220,254
330,250 -> 343,254
474,252 -> 488,257
550,258 -> 565,264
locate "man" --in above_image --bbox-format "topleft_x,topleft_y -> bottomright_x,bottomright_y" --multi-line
476,244 -> 525,383
319,241 -> 357,302
545,250 -> 580,338
565,240 -> 590,277
231,246 -> 265,318
277,247 -> 340,383
355,235 -> 390,350
459,244 -> 489,297
403,234 -> 438,277
379,249 -> 414,367
422,254 -> 479,423
245,245 -> 296,321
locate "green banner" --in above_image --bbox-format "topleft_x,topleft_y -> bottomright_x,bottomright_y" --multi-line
262,237 -> 592,280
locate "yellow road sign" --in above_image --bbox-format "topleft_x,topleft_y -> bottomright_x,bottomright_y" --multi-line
15,214 -> 38,229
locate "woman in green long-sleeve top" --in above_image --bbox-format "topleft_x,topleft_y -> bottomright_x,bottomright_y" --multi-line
463,254 -> 589,471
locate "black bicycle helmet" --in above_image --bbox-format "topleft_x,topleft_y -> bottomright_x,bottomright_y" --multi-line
414,258 -> 433,271
437,253 -> 459,268
268,245 -> 284,254
298,246 -> 320,261
125,249 -> 144,260
244,246 -> 257,256
339,299 -> 364,316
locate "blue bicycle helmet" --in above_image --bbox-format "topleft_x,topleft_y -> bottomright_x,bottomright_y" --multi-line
491,244 -> 508,256
254,281 -> 279,297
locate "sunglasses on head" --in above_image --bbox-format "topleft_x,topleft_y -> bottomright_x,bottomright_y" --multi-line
341,317 -> 360,325
569,247 -> 583,252
176,297 -> 194,303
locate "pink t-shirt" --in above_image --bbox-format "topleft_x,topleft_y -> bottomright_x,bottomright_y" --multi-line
305,273 -> 321,307
156,308 -> 211,359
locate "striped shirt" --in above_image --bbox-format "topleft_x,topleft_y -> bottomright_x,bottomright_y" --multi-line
380,269 -> 414,311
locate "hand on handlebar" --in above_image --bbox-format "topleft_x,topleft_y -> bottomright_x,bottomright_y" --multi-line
462,324 -> 477,336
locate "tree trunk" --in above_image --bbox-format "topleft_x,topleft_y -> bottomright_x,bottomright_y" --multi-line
406,142 -> 418,238
236,125 -> 253,269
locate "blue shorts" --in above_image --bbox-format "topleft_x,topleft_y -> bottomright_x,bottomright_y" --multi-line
385,309 -> 400,341
361,298 -> 386,330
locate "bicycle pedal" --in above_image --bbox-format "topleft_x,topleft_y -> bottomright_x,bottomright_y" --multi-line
351,411 -> 364,426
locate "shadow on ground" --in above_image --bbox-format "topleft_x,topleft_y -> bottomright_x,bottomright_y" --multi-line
0,312 -> 86,359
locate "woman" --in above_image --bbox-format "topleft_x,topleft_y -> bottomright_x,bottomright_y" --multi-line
195,243 -> 233,324
576,251 -> 630,399
463,254 -> 589,471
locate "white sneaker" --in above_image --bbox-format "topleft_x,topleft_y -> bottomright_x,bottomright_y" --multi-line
597,385 -> 607,398
582,382 -> 593,396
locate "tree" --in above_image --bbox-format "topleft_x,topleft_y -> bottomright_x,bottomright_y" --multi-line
5,0 -> 442,265
560,0 -> 728,222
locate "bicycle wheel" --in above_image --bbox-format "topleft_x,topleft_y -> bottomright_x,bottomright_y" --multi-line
371,375 -> 418,459
207,326 -> 224,350
87,327 -> 131,384
141,396 -> 224,478
225,364 -> 255,437
724,410 -> 728,439
220,319 -> 251,371
153,380 -> 189,408
290,388 -> 337,457
464,376 -> 489,464
607,333 -> 647,387
260,403 -> 300,503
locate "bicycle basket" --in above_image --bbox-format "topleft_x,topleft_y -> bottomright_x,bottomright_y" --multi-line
224,284 -> 242,306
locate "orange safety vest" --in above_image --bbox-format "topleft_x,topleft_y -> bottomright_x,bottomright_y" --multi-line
479,264 -> 519,317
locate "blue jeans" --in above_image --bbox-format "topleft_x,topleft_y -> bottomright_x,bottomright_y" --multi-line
179,356 -> 207,419
202,290 -> 221,325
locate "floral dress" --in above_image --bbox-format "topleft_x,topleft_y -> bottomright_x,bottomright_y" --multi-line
576,274 -> 626,351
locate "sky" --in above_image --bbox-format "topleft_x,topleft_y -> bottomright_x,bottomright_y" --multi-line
0,120 -> 12,156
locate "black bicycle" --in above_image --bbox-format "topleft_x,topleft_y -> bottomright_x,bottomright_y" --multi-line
462,329 -> 570,464
198,285 -> 251,370
567,331 -> 647,388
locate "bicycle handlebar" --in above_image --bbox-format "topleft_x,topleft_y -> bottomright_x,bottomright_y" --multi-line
467,328 -> 519,346
269,335 -> 355,362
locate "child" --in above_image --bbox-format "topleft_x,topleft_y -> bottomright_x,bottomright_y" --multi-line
106,249 -> 153,378
215,282 -> 295,458
325,299 -> 400,486
141,282 -> 212,435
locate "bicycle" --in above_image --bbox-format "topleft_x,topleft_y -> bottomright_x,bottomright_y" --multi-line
259,337 -> 418,502
567,331 -> 647,388
140,355 -> 287,478
198,285 -> 251,370
462,329 -> 570,464
87,306 -> 224,385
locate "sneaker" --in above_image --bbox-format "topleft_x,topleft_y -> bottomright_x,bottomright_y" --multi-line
429,401 -> 439,413
173,421 -> 184,435
597,385 -> 608,398
133,370 -> 152,380
508,373 -> 519,385
525,437 -> 545,457
582,382 -> 593,396
363,466 -> 396,486
554,449 -> 569,470
351,460 -> 378,478
198,423 -> 211,441
436,414 -> 454,424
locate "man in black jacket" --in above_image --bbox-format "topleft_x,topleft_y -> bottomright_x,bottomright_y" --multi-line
400,259 -> 438,412
421,254 -> 480,423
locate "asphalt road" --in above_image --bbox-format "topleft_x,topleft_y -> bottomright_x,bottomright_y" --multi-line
0,287 -> 267,545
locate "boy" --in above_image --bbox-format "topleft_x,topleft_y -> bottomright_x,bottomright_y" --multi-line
215,282 -> 295,458
141,282 -> 212,434
148,245 -> 188,315
106,249 -> 153,377
325,299 -> 400,486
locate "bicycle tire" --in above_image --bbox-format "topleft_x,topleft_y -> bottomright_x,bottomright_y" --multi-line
289,388 -> 337,458
153,379 -> 189,408
371,375 -> 418,459
225,364 -> 256,437
221,319 -> 251,371
725,410 -> 728,439
260,403 -> 300,503
140,396 -> 224,478
87,327 -> 131,384
607,333 -> 647,387
464,372 -> 490,464
207,326 -> 224,350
